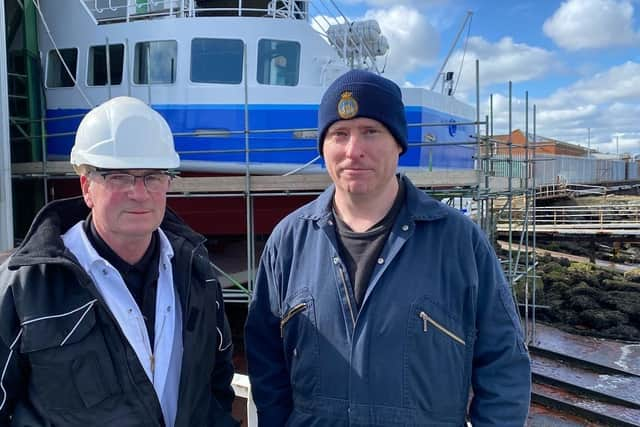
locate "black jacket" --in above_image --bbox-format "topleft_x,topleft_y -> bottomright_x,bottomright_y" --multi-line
0,197 -> 238,426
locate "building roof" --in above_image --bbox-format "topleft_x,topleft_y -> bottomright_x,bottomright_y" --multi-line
493,129 -> 589,153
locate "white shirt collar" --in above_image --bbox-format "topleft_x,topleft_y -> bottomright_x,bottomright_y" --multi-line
62,221 -> 182,426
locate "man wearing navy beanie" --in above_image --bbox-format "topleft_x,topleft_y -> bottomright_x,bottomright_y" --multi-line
246,69 -> 531,426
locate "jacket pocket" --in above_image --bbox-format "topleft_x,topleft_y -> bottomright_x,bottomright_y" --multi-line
280,303 -> 308,337
418,311 -> 466,345
20,304 -> 121,410
404,296 -> 473,416
280,290 -> 319,397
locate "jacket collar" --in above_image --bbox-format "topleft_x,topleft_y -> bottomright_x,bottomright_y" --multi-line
299,173 -> 449,223
9,196 -> 205,269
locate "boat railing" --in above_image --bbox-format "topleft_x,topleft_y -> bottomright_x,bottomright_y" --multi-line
80,0 -> 309,24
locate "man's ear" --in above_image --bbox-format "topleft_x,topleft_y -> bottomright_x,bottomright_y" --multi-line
80,175 -> 94,209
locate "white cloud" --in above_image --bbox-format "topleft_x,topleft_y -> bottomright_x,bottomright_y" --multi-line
481,63 -> 640,155
543,61 -> 640,107
597,103 -> 640,155
543,0 -> 640,50
349,0 -> 421,6
449,36 -> 558,92
309,2 -> 640,156
485,98 -> 640,156
338,0 -> 447,7
363,6 -> 441,79
537,105 -> 598,124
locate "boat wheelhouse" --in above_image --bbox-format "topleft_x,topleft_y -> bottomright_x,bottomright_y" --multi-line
38,0 -> 476,174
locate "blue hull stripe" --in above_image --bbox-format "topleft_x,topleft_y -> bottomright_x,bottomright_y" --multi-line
45,105 -> 475,169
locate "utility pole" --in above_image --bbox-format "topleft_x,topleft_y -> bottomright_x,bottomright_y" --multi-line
616,135 -> 619,157
587,128 -> 590,158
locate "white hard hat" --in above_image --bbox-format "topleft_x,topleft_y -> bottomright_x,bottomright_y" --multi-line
71,96 -> 180,170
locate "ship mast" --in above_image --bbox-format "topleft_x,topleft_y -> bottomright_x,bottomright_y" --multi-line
430,10 -> 473,92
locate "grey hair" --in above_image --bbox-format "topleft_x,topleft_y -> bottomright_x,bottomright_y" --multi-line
73,164 -> 97,176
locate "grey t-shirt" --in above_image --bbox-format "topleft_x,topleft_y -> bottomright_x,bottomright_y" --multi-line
333,179 -> 405,308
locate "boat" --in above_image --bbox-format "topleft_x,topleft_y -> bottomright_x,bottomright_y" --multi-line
35,0 -> 476,175
5,0 -> 478,237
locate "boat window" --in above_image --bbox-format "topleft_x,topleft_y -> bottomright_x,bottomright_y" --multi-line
257,39 -> 300,86
134,40 -> 177,84
46,48 -> 78,88
88,44 -> 124,86
191,38 -> 244,84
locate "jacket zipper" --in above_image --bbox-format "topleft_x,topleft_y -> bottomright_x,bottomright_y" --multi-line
280,303 -> 307,337
150,311 -> 169,382
337,264 -> 356,329
136,317 -> 156,382
419,311 -> 465,345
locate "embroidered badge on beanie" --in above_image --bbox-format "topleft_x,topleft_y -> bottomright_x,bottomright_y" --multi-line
337,91 -> 358,119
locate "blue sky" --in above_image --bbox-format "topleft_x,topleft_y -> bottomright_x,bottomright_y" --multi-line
312,0 -> 640,156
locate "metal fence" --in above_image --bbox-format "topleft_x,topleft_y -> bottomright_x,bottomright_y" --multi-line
490,153 -> 636,185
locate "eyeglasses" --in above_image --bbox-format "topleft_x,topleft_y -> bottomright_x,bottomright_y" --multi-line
90,171 -> 174,193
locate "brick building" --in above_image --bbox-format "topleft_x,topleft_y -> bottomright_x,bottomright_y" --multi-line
492,129 -> 589,157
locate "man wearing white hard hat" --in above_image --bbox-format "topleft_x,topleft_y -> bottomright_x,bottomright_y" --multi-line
0,97 -> 239,426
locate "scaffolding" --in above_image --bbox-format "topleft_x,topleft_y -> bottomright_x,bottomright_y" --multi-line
1,0 -> 15,251
4,0 -> 47,239
483,85 -> 540,345
6,51 -> 543,342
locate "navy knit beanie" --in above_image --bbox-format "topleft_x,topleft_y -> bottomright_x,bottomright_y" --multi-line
317,69 -> 408,156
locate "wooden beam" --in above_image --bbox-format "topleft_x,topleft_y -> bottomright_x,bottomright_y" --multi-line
169,174 -> 332,193
11,162 -> 522,193
11,161 -> 75,175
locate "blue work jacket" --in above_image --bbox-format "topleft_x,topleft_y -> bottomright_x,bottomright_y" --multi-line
245,175 -> 531,427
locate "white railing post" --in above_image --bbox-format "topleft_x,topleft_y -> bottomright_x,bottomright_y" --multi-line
232,374 -> 258,427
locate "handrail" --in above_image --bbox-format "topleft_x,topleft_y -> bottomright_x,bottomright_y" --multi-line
499,204 -> 640,229
566,183 -> 606,196
82,0 -> 309,23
